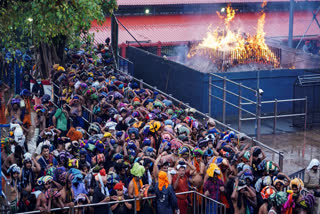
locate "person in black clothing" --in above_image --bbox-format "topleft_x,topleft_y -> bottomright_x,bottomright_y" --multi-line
32,77 -> 44,105
93,169 -> 111,214
17,190 -> 32,212
22,69 -> 33,91
111,181 -> 132,214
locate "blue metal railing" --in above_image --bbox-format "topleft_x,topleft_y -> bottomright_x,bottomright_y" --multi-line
118,55 -> 134,76
289,168 -> 305,181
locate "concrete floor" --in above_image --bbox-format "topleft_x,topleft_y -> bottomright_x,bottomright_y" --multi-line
226,117 -> 320,175
260,128 -> 320,175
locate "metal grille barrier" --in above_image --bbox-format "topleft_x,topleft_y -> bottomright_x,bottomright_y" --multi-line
119,55 -> 134,76
209,72 -> 308,137
17,191 -> 226,214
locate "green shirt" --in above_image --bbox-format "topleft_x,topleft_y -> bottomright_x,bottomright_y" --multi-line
54,108 -> 67,131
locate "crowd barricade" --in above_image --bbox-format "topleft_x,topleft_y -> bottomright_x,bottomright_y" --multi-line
16,190 -> 226,214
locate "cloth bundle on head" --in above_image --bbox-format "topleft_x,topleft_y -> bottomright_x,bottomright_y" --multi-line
177,161 -> 187,170
92,153 -> 105,165
69,168 -> 83,184
128,127 -> 139,136
192,147 -> 204,156
273,177 -> 285,186
37,176 -> 53,186
46,167 -> 56,177
178,146 -> 190,156
206,163 -> 221,178
257,160 -> 266,171
265,161 -> 277,174
300,194 -> 315,210
88,123 -> 101,134
67,127 -> 83,141
290,178 -> 304,191
269,191 -> 287,207
114,181 -> 125,190
261,186 -> 276,200
158,171 -> 169,191
68,159 -> 79,168
107,171 -> 119,184
23,152 -> 32,162
7,164 -> 20,174
241,170 -> 254,182
237,179 -> 247,191
1,137 -> 13,154
95,169 -> 107,183
130,162 -> 145,177
103,132 -> 112,138
162,133 -> 171,141
149,121 -> 161,133
144,147 -> 155,157
113,153 -> 123,160
95,141 -> 105,153
142,138 -> 151,147
307,159 -> 319,171
170,139 -> 182,151
243,151 -> 250,161
263,176 -> 272,186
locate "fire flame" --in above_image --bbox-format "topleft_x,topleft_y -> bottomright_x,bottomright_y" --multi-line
188,4 -> 280,70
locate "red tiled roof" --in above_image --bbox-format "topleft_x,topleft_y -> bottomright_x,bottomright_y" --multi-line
90,11 -> 320,44
117,0 -> 320,6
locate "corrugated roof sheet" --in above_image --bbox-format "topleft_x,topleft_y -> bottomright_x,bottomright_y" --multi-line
117,0 -> 320,6
90,11 -> 320,44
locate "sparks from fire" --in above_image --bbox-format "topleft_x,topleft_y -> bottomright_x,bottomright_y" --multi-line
187,3 -> 280,69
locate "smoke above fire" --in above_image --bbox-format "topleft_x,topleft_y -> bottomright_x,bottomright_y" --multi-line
187,3 -> 280,71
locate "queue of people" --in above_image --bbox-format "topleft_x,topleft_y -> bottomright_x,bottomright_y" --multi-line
0,41 -> 318,214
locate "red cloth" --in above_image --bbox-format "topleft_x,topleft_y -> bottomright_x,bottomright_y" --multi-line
177,199 -> 188,214
172,174 -> 189,200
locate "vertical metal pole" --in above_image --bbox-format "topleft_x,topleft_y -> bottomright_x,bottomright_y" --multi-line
256,90 -> 262,141
238,83 -> 242,131
205,198 -> 207,214
304,96 -> 308,130
273,99 -> 277,134
134,198 -> 137,214
252,137 -> 256,147
208,74 -> 212,116
288,0 -> 294,48
279,151 -> 284,171
223,77 -> 227,124
140,79 -> 143,89
193,192 -> 196,214
0,125 -> 1,194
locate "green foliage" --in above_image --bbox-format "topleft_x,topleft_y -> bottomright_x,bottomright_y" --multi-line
0,0 -> 117,53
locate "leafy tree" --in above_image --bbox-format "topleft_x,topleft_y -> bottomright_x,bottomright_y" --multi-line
0,0 -> 117,77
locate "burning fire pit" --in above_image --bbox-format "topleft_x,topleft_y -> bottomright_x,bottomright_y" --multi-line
187,4 -> 281,72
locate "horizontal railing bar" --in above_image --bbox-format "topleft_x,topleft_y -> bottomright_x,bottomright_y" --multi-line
275,113 -> 306,118
241,113 -> 306,121
119,55 -> 133,64
18,190 -> 199,214
252,139 -> 282,154
195,192 -> 226,207
210,94 -> 256,116
209,83 -> 256,104
241,98 -> 307,105
209,73 -> 256,92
